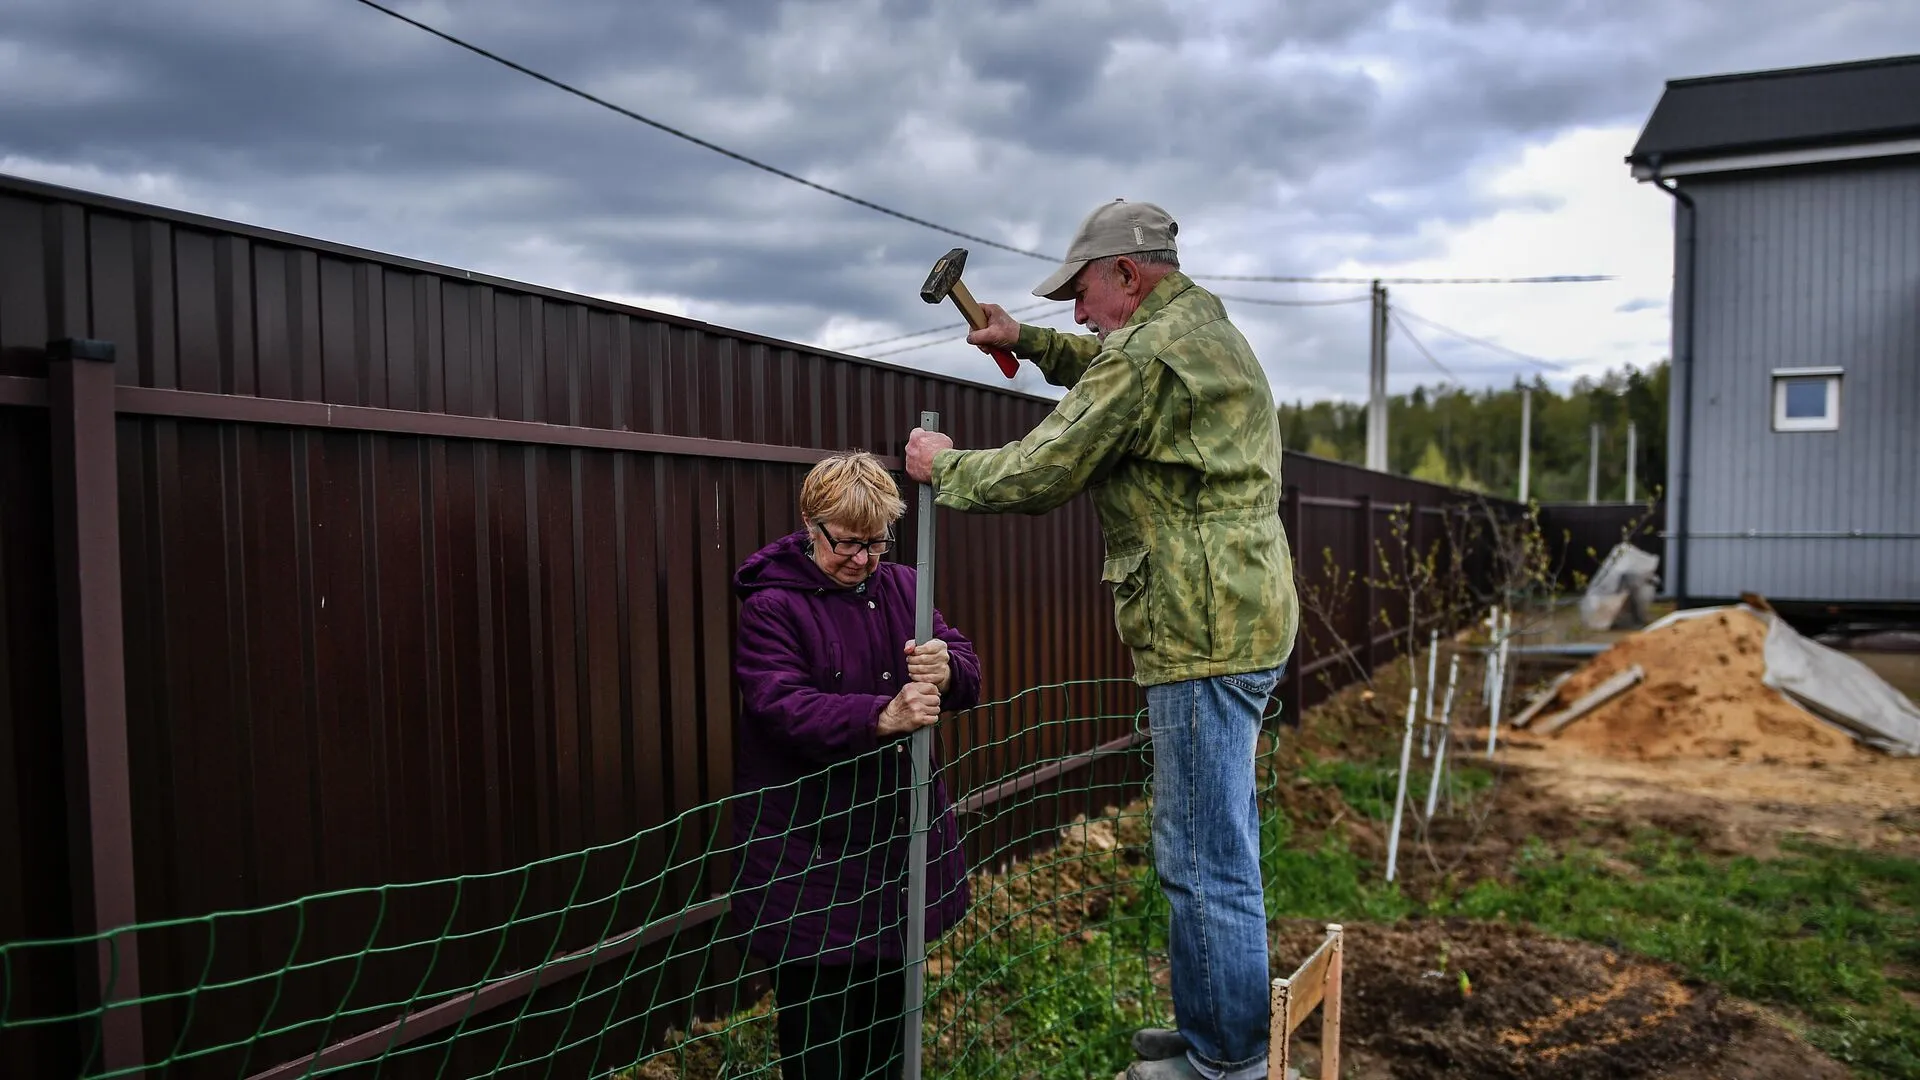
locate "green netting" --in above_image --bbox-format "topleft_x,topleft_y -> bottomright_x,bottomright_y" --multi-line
8,677 -> 1302,1080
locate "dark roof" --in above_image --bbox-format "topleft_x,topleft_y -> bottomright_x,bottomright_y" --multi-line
1627,53 -> 1920,170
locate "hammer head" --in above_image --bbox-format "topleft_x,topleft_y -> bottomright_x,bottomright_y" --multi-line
919,247 -> 969,304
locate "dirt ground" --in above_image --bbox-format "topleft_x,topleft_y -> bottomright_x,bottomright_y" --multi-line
1494,733 -> 1920,858
1270,919 -> 1848,1080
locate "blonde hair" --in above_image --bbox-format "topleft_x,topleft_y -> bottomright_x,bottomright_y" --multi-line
800,451 -> 905,536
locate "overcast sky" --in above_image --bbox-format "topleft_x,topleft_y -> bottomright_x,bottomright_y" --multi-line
5,0 -> 1918,402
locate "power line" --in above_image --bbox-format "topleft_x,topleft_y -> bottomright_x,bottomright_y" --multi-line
347,0 -> 1057,263
867,309 -> 1073,359
838,300 -> 1056,352
347,2 -> 1619,293
1194,274 -> 1614,285
863,291 -> 1369,358
1388,313 -> 1457,383
1393,305 -> 1567,371
1216,293 -> 1372,308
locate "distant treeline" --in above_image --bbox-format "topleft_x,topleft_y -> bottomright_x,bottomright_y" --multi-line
1278,362 -> 1669,503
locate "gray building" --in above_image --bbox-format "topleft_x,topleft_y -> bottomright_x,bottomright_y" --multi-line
1628,54 -> 1920,611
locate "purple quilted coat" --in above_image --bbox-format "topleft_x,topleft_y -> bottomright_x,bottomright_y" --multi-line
728,530 -> 978,965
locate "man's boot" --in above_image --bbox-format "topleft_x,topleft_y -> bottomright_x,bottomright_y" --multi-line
1113,1057 -> 1202,1080
1130,1028 -> 1192,1061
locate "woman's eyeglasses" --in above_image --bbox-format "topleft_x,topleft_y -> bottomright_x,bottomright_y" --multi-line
815,523 -> 893,557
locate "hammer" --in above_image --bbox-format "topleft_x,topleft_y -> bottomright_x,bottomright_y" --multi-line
919,247 -> 1019,379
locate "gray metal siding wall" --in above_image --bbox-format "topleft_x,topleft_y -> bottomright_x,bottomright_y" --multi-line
1677,159 -> 1920,602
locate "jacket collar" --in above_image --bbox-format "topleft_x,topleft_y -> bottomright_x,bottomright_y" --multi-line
1120,270 -> 1196,332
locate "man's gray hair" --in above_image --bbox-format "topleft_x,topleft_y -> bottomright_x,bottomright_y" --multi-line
1091,249 -> 1179,272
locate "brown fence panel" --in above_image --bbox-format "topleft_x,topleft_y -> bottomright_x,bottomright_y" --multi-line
0,172 -> 1517,1077
1539,501 -> 1665,589
0,404 -> 81,1078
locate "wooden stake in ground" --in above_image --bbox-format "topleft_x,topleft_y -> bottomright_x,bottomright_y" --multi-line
1386,687 -> 1420,883
1534,664 -> 1645,736
1486,607 -> 1511,759
1422,630 -> 1438,758
1424,655 -> 1460,820
1268,923 -> 1344,1080
1481,607 -> 1498,707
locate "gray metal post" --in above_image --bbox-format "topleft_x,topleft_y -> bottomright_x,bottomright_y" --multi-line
1366,280 -> 1387,472
1626,422 -> 1637,503
903,410 -> 939,1080
1517,386 -> 1532,503
1587,422 -> 1600,504
1378,285 -> 1390,471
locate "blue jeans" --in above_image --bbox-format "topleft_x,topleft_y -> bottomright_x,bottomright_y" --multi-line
1146,665 -> 1282,1080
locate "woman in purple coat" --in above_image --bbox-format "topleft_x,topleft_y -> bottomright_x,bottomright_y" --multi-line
730,451 -> 980,1080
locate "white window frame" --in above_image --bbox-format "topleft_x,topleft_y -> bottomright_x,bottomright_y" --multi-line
1771,367 -> 1842,432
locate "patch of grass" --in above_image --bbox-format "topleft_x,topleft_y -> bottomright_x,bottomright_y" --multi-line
1443,834 -> 1920,1078
1262,807 -> 1413,923
932,925 -> 1157,1080
1296,753 -> 1491,822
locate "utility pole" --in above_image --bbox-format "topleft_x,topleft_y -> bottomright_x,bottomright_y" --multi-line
1626,421 -> 1637,503
1366,280 -> 1389,471
1517,386 -> 1532,503
1587,422 -> 1600,504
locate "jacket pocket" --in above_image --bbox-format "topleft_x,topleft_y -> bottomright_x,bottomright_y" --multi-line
1101,548 -> 1154,650
1203,516 -> 1282,663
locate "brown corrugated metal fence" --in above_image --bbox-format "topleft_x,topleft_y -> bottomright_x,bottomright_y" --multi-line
1538,500 -> 1665,589
0,173 -> 1516,1078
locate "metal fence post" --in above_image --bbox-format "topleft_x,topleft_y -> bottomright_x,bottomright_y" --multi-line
47,337 -> 146,1078
903,410 -> 939,1080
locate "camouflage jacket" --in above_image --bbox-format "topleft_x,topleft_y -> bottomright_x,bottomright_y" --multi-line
931,271 -> 1299,686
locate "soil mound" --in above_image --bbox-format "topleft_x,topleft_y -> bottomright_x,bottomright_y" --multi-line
1537,609 -> 1870,766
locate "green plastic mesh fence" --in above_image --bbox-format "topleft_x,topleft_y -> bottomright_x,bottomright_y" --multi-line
1,678 -> 1292,1080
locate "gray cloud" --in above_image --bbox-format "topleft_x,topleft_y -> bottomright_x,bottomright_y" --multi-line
3,0 -> 1918,402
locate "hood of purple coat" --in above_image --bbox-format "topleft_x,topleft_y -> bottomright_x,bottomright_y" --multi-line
733,529 -> 848,597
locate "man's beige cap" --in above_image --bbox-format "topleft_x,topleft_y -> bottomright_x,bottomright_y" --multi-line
1031,199 -> 1180,301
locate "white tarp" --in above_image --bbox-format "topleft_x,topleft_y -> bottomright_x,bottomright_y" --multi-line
1760,612 -> 1920,756
1580,543 -> 1661,631
1637,604 -> 1920,756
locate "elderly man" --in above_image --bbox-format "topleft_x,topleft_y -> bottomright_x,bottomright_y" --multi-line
904,199 -> 1298,1080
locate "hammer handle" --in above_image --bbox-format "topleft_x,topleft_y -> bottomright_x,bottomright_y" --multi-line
948,281 -> 1020,379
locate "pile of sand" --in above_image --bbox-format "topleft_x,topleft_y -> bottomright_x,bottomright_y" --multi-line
1534,608 -> 1873,766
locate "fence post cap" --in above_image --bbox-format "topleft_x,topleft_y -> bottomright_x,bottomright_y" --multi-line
47,338 -> 116,363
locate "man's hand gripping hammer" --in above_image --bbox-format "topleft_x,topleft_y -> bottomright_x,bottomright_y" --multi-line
919,247 -> 1018,379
